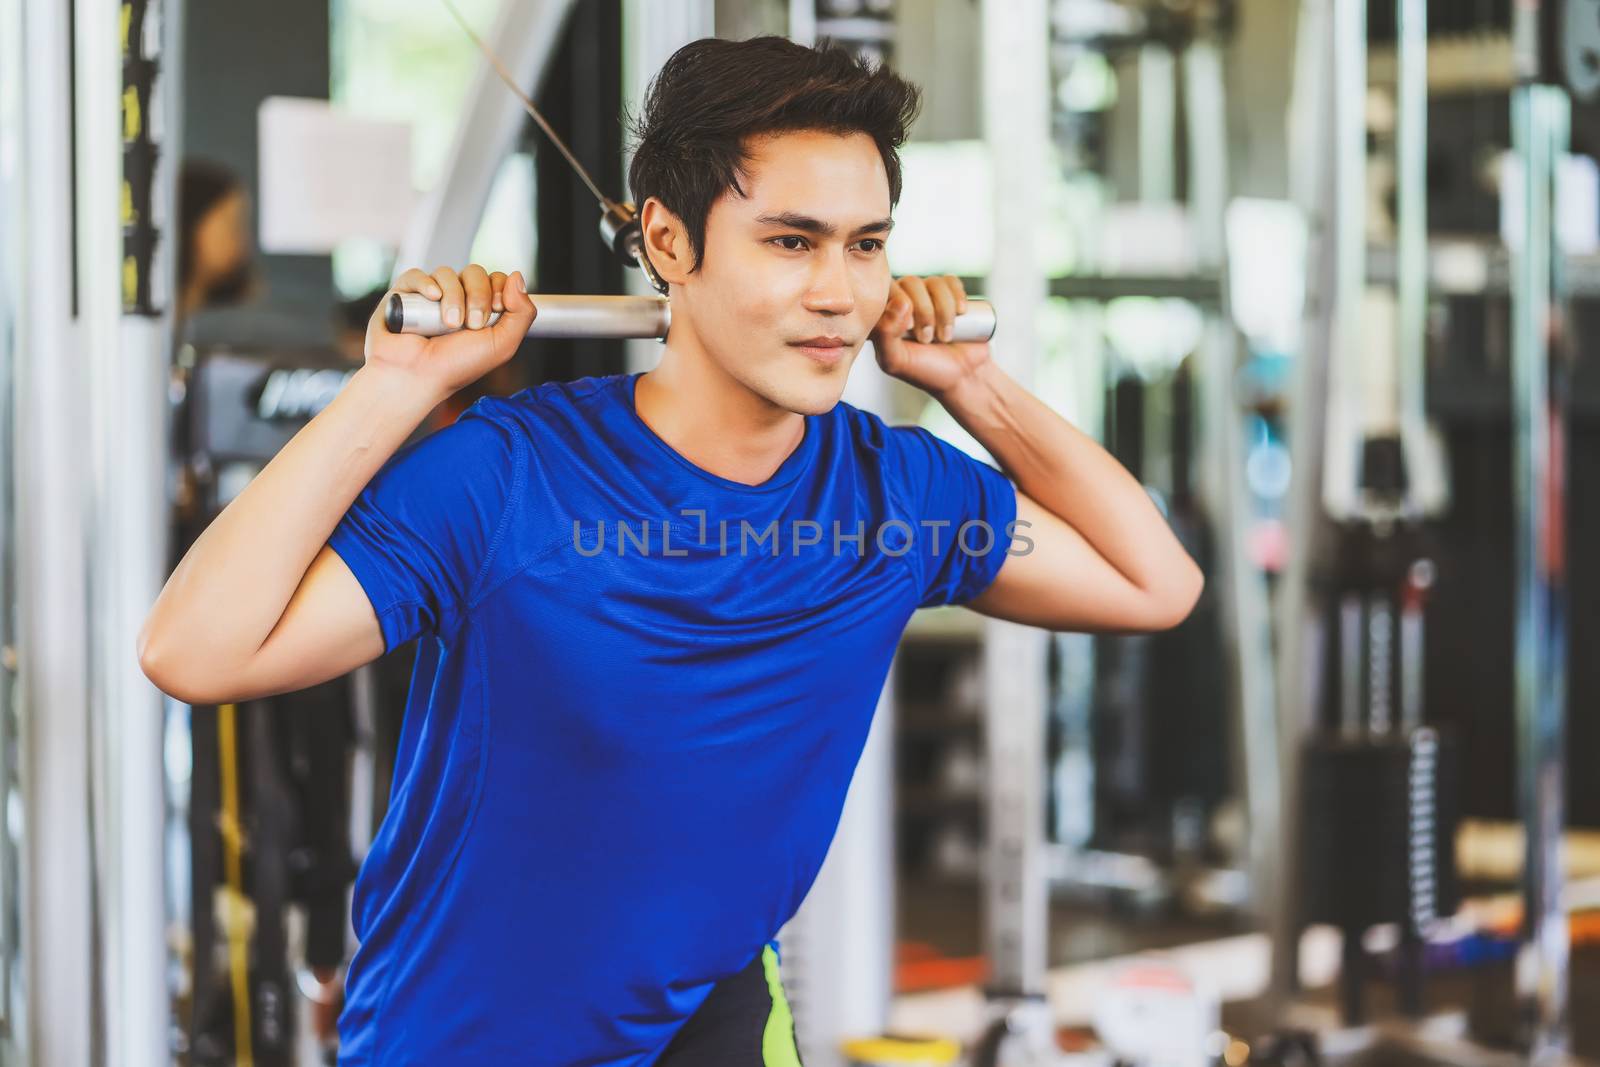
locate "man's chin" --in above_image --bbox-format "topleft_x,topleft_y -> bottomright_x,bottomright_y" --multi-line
762,365 -> 850,417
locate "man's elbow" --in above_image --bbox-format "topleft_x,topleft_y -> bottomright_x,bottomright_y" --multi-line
1149,562 -> 1205,631
137,620 -> 226,705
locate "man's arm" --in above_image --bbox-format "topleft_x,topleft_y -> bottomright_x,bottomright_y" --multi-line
941,360 -> 1204,632
138,265 -> 534,704
139,367 -> 431,703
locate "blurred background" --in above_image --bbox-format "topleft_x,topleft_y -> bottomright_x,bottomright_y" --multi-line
4,0 -> 1599,1064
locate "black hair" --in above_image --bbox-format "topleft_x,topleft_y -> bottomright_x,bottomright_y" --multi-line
178,158 -> 244,293
625,36 -> 922,276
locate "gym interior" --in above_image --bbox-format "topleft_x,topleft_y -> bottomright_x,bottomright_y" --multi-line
3,0 -> 1597,1064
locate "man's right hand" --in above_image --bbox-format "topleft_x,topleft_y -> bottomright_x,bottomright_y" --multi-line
364,264 -> 537,403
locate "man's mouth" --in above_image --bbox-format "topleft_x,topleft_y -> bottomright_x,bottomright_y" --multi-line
789,336 -> 849,365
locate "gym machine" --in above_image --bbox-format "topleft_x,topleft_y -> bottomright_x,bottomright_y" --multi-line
1257,0 -> 1596,1061
386,2 -> 997,347
971,1 -> 1257,1064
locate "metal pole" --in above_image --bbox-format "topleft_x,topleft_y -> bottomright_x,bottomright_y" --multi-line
1271,0 -> 1340,1005
14,0 -> 94,1060
980,0 -> 1052,1007
620,0 -> 713,375
779,677 -> 896,1067
1394,0 -> 1427,465
1332,0 -> 1368,488
80,0 -> 179,1057
1138,44 -> 1177,203
1183,36 -> 1280,926
1509,79 -> 1570,1059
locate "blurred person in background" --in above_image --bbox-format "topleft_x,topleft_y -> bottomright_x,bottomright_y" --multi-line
177,157 -> 259,326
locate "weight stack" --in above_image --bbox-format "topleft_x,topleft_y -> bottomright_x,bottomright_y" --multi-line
1303,728 -> 1460,1022
1302,728 -> 1461,940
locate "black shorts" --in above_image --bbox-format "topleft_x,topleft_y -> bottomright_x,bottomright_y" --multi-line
655,944 -> 804,1066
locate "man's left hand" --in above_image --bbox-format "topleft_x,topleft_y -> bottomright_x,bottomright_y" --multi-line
869,274 -> 991,399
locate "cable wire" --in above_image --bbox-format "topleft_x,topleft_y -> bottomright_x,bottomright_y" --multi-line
437,0 -> 620,213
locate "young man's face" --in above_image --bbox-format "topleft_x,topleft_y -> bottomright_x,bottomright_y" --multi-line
673,128 -> 895,416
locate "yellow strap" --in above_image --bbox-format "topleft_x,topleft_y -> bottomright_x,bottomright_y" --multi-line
217,704 -> 253,1067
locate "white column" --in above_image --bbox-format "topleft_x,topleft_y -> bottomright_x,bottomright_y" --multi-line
620,0 -> 715,374
76,0 -> 173,1060
16,0 -> 93,1061
979,0 -> 1051,1002
780,679 -> 896,1067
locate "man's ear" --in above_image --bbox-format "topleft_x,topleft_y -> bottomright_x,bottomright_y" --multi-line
638,197 -> 693,286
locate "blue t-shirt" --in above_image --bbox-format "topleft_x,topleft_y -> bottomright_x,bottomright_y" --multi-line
327,371 -> 1017,1065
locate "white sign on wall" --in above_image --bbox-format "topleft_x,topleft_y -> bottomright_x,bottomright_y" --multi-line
257,96 -> 415,254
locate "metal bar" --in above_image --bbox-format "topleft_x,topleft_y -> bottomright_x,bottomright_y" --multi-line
1368,242 -> 1600,297
1395,0 -> 1428,491
1137,44 -> 1177,202
15,0 -> 93,1059
1048,273 -> 1224,303
780,673 -> 896,1067
1333,0 -> 1368,453
620,0 -> 713,374
1510,80 -> 1571,1058
981,0 -> 1052,1002
787,0 -> 817,46
79,0 -> 174,1057
1183,36 -> 1280,932
1271,0 -> 1340,1005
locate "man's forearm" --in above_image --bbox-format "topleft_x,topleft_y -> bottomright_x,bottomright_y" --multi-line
140,365 -> 439,673
937,359 -> 1195,596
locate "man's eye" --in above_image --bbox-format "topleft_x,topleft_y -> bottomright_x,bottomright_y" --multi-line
857,239 -> 885,254
772,236 -> 809,251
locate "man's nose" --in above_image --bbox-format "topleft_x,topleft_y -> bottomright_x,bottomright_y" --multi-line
802,250 -> 855,315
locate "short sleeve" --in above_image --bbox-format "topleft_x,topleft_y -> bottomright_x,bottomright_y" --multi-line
883,425 -> 1018,609
327,403 -> 525,652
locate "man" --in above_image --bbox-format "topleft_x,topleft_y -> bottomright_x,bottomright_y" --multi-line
141,36 -> 1202,1066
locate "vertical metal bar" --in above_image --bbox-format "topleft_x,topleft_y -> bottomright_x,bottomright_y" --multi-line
81,0 -> 177,1058
780,675 -> 896,1067
1339,596 -> 1364,737
1049,322 -> 1103,872
981,0 -> 1052,999
0,0 -> 18,1040
1510,79 -> 1570,1058
621,0 -> 714,374
786,0 -> 816,46
15,0 -> 94,1061
1271,0 -> 1340,1004
1137,45 -> 1176,203
1333,0 -> 1368,450
1394,0 -> 1427,455
1183,37 -> 1281,928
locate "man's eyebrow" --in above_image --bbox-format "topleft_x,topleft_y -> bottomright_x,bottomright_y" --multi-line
753,211 -> 895,237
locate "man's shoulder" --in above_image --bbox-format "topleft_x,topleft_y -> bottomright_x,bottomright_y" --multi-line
462,373 -> 629,437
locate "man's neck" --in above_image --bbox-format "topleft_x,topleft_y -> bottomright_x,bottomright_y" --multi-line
634,339 -> 805,488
